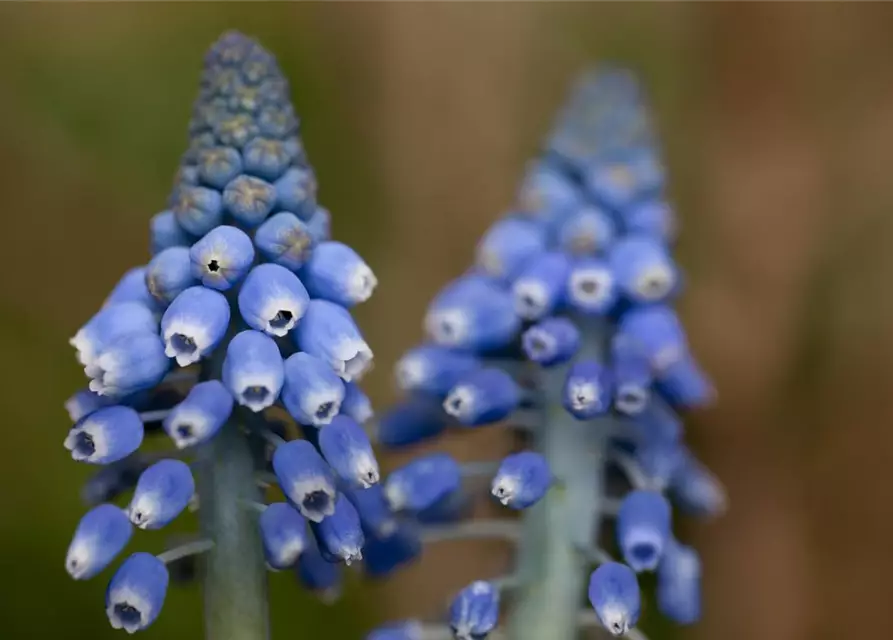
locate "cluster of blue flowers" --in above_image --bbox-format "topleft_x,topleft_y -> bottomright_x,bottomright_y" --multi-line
64,32 -> 381,633
365,70 -> 726,640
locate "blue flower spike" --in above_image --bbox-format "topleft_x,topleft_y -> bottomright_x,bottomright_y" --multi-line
491,451 -> 553,509
449,580 -> 500,640
442,368 -> 521,426
259,502 -> 308,570
281,352 -> 345,426
318,415 -> 380,488
253,212 -> 315,271
312,494 -> 365,565
65,504 -> 133,580
294,300 -> 374,382
237,263 -> 309,337
128,459 -> 195,530
146,247 -> 197,306
522,317 -> 580,367
301,241 -> 378,307
272,439 -> 337,522
383,453 -> 461,513
222,330 -> 285,412
160,286 -> 230,367
65,406 -> 144,464
395,345 -> 480,397
562,359 -> 613,420
189,225 -> 255,290
162,380 -> 233,449
616,489 -> 672,572
105,552 -> 169,633
588,561 -> 641,636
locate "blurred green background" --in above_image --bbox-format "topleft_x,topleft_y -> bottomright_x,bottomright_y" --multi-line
4,3 -> 893,640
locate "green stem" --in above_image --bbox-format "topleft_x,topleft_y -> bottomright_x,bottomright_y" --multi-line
508,323 -> 609,640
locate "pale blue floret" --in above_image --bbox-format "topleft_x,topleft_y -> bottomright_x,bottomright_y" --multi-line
491,451 -> 553,510
237,263 -> 309,337
293,299 -> 373,382
394,344 -> 480,397
150,211 -> 191,255
609,235 -> 677,305
197,146 -> 243,189
222,330 -> 285,412
588,561 -> 641,636
146,247 -> 197,306
449,580 -> 500,640
253,211 -> 315,271
162,380 -> 233,448
281,351 -> 345,426
242,137 -> 291,181
272,439 -> 337,522
104,267 -> 158,312
189,225 -> 256,290
474,217 -> 546,282
565,256 -> 618,316
442,368 -> 521,426
65,405 -> 144,465
300,241 -> 378,307
521,317 -> 580,367
128,459 -> 195,530
384,453 -> 461,513
511,251 -> 571,321
340,381 -> 374,424
88,333 -> 170,398
222,175 -> 276,227
656,539 -> 702,624
105,552 -> 170,633
562,359 -> 613,420
65,504 -> 133,580
311,494 -> 365,565
70,302 -> 157,375
556,206 -> 616,256
318,415 -> 380,488
616,489 -> 672,572
160,286 -> 231,367
274,167 -> 317,219
259,502 -> 308,570
172,185 -> 224,236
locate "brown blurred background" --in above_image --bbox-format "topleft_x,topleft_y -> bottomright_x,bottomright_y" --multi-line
2,2 -> 893,640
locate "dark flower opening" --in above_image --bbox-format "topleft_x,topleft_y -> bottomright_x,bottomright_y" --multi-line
302,490 -> 331,515
630,542 -> 657,564
113,603 -> 142,628
315,401 -> 333,420
176,424 -> 193,440
207,259 -> 220,273
270,309 -> 293,329
579,278 -> 600,295
74,431 -> 96,457
244,385 -> 270,403
171,334 -> 197,355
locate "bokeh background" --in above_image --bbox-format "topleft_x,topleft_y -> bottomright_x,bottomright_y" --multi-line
3,2 -> 893,640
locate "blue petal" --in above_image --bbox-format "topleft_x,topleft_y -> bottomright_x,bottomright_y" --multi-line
66,504 -> 132,580
343,484 -> 397,538
222,330 -> 285,412
150,211 -> 191,255
65,388 -> 115,423
300,241 -> 377,307
395,345 -> 480,397
128,459 -> 195,530
243,137 -> 291,181
522,317 -> 580,367
274,167 -> 317,219
491,451 -> 552,510
384,453 -> 461,513
611,336 -> 653,416
65,406 -> 144,464
71,302 -> 157,374
609,235 -> 677,305
146,247 -> 197,306
319,415 -> 379,488
171,185 -> 224,236
657,540 -> 701,624
511,251 -> 571,321
196,146 -> 243,189
474,217 -> 546,282
104,267 -> 158,312
556,206 -> 616,256
160,286 -> 230,367
190,225 -> 256,290
311,494 -> 365,565
105,552 -> 169,633
341,382 -> 373,424
566,257 -> 618,316
237,263 -> 309,337
305,206 -> 331,243
516,161 -> 583,224
222,175 -> 276,227
253,212 -> 315,271
588,561 -> 641,636
259,502 -> 308,570
89,332 -> 170,398
616,490 -> 672,572
272,439 -> 337,522
624,198 -> 676,242
449,580 -> 500,640
563,359 -> 613,420
443,368 -> 520,426
293,299 -> 373,382
281,352 -> 345,426
376,395 -> 450,448
162,380 -> 233,448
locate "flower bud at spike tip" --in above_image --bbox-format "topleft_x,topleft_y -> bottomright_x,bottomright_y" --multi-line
161,286 -> 230,367
146,247 -> 197,307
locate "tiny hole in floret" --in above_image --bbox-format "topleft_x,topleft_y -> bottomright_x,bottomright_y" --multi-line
114,603 -> 142,628
171,334 -> 197,355
269,310 -> 293,330
176,424 -> 193,439
302,490 -> 331,515
448,396 -> 463,411
579,279 -> 600,295
529,335 -> 548,354
207,259 -> 220,273
630,542 -> 657,563
74,432 -> 96,457
244,386 -> 270,403
610,622 -> 624,635
132,510 -> 145,524
315,401 -> 334,420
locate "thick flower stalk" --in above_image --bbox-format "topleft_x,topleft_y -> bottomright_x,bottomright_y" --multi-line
64,32 -> 379,638
365,70 -> 727,640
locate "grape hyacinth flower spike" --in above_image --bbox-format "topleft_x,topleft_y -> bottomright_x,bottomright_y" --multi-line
366,68 -> 725,640
62,32 -> 382,638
